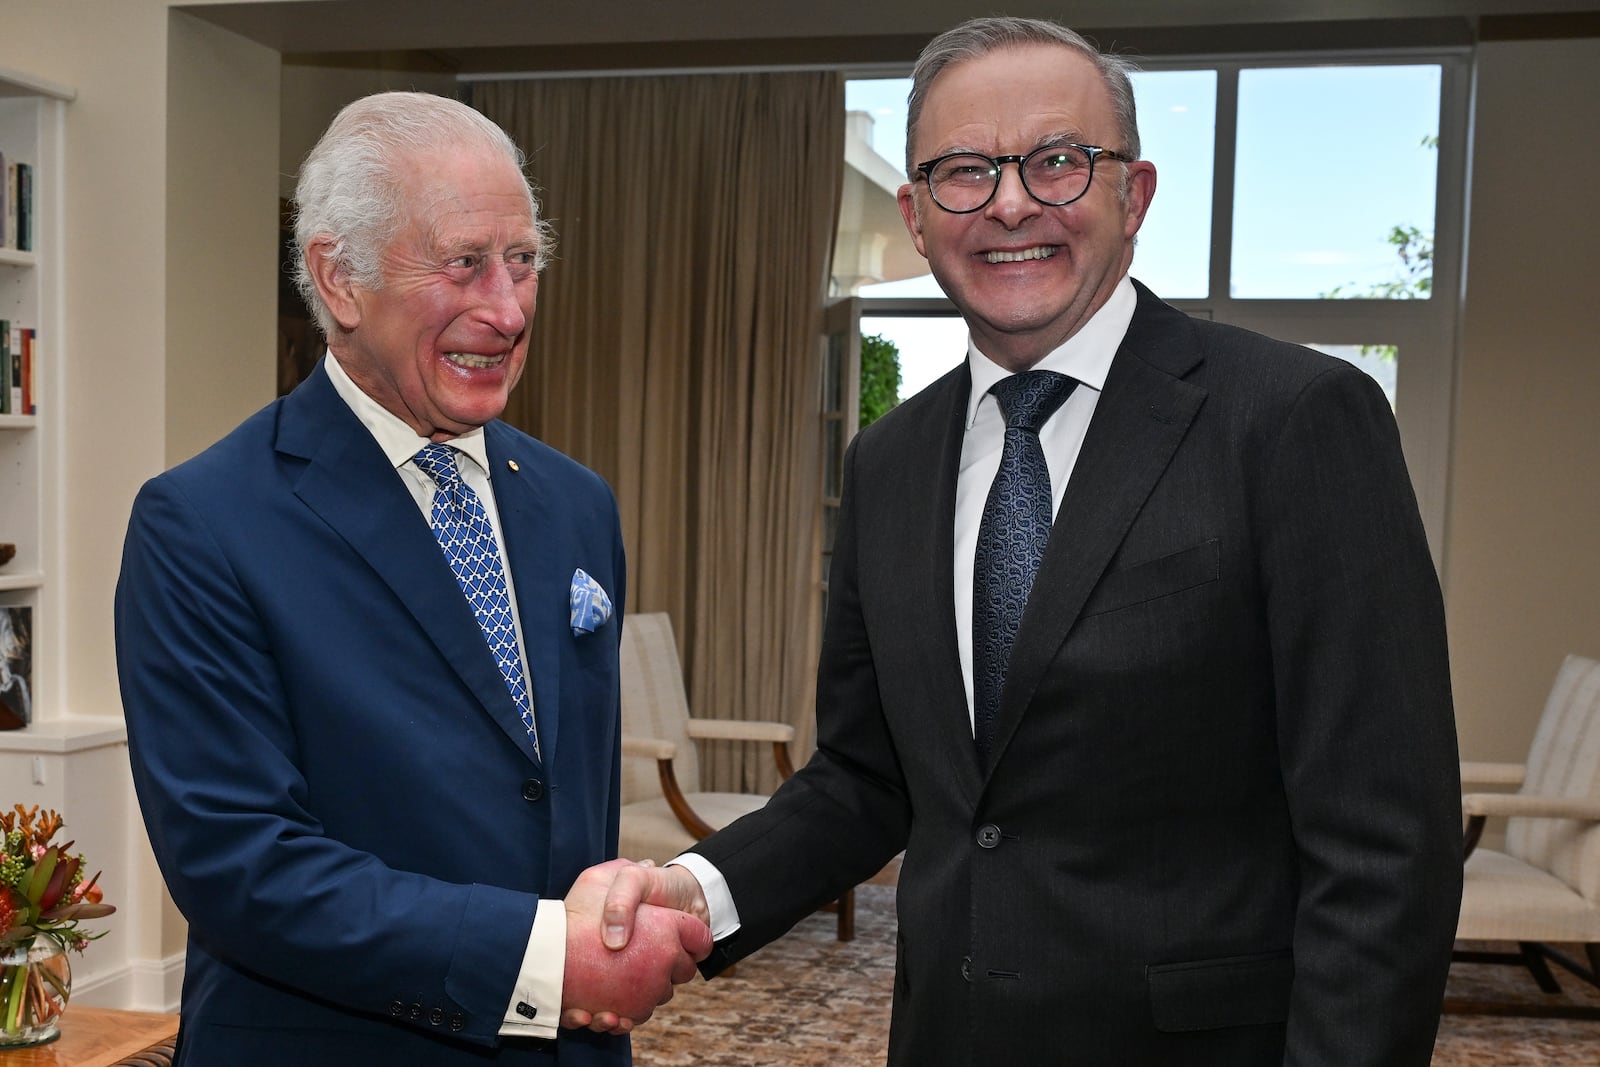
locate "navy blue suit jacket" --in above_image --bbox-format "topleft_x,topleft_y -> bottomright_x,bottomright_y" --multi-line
116,361 -> 629,1065
693,282 -> 1462,1065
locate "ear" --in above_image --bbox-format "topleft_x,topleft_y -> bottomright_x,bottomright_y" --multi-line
1121,160 -> 1158,241
304,236 -> 363,332
896,183 -> 929,260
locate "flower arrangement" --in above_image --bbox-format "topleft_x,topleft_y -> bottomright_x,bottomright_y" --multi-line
1,805 -> 115,1044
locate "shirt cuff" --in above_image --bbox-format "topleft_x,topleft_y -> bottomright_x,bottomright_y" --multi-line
668,852 -> 741,940
500,898 -> 564,1040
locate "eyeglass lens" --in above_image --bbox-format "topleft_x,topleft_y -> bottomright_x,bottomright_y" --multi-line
926,146 -> 1098,212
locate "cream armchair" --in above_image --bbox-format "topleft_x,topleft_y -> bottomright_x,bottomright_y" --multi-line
1454,653 -> 1600,1010
617,612 -> 854,940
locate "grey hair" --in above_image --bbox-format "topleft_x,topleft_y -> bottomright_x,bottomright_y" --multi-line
291,91 -> 555,337
904,16 -> 1142,180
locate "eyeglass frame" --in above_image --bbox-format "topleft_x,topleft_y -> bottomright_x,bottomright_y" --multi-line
913,143 -> 1134,214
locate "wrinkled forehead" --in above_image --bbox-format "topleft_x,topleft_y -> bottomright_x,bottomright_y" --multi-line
399,150 -> 541,248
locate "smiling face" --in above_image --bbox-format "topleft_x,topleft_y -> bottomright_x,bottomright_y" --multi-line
318,142 -> 542,441
897,42 -> 1156,371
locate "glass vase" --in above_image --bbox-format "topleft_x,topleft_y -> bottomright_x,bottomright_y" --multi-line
0,935 -> 72,1048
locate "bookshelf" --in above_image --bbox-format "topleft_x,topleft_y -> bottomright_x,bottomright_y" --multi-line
0,65 -> 72,740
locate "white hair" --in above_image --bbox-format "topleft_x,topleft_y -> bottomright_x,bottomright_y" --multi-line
291,91 -> 555,336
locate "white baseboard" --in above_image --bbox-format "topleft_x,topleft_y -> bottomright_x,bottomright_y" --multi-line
69,952 -> 184,1013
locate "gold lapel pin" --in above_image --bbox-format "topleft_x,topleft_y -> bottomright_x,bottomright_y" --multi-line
507,460 -> 520,472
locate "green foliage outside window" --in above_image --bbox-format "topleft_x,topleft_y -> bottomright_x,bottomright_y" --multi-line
859,333 -> 902,429
1320,135 -> 1438,362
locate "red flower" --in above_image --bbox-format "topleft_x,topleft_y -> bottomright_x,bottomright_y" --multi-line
0,885 -> 22,936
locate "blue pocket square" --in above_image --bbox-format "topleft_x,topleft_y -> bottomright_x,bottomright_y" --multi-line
569,569 -> 613,635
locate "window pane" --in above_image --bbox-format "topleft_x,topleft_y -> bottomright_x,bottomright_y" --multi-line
861,314 -> 967,402
1129,70 -> 1216,299
845,78 -> 942,298
1233,65 -> 1439,299
1308,343 -> 1397,409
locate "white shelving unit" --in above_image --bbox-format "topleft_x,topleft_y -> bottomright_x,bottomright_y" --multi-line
0,65 -> 73,742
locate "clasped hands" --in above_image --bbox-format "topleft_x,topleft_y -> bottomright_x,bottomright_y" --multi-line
561,858 -> 712,1033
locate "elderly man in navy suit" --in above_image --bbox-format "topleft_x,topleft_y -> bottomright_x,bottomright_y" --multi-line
116,92 -> 709,1066
594,16 -> 1463,1066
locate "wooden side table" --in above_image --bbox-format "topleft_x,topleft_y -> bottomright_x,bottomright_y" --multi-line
0,1007 -> 178,1066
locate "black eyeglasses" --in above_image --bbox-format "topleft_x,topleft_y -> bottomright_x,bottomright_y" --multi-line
914,143 -> 1132,214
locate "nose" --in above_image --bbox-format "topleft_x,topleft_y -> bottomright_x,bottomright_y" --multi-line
477,256 -> 531,338
984,161 -> 1042,229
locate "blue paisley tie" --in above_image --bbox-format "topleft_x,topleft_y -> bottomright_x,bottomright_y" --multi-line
414,443 -> 538,754
972,370 -> 1077,760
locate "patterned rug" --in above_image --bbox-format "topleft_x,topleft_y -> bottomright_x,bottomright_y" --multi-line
630,884 -> 1600,1066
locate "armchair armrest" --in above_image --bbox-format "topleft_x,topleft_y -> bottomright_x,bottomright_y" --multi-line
1462,792 -> 1600,821
686,718 -> 795,743
622,732 -> 711,840
686,717 -> 796,778
621,735 -> 677,761
1461,791 -> 1600,858
1460,760 -> 1527,789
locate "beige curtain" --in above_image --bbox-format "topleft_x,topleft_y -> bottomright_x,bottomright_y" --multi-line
473,72 -> 842,791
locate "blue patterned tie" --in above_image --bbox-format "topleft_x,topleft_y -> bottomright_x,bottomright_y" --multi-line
972,370 -> 1077,759
414,443 -> 537,752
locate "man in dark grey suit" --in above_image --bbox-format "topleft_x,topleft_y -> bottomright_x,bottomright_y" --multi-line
588,17 -> 1463,1065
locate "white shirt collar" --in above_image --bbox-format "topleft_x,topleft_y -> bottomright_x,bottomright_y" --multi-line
323,351 -> 491,476
964,274 -> 1136,429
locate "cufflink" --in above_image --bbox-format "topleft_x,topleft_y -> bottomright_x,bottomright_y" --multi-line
516,1001 -> 538,1020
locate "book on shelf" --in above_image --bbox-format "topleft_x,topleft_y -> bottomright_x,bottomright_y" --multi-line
20,326 -> 34,415
15,162 -> 31,252
0,604 -> 30,731
0,318 -> 10,414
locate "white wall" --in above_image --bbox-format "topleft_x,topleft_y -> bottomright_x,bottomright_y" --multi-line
1445,36 -> 1600,764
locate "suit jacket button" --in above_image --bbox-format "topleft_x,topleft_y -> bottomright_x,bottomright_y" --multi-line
409,1002 -> 423,1020
388,1000 -> 405,1017
449,1012 -> 466,1032
429,1007 -> 444,1026
961,956 -> 973,982
522,778 -> 545,802
976,824 -> 1002,848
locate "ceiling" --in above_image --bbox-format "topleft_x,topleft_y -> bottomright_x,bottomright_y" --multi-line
179,0 -> 1600,75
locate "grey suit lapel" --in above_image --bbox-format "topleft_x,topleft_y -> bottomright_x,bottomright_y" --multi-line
984,288 -> 1208,773
277,366 -> 543,766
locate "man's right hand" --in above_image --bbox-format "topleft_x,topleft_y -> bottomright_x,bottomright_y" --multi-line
561,859 -> 712,1033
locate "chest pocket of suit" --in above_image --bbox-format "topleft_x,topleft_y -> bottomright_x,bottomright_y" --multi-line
1145,948 -> 1293,1032
1080,537 -> 1221,619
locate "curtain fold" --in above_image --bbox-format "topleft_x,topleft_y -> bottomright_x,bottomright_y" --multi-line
473,72 -> 842,791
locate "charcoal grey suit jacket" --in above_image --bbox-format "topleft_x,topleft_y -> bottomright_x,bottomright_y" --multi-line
692,280 -> 1462,1066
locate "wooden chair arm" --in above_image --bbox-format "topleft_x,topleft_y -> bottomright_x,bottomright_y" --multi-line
686,717 -> 797,778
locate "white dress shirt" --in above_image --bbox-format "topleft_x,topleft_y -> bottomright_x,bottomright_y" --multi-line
678,274 -> 1141,940
324,353 -> 563,1039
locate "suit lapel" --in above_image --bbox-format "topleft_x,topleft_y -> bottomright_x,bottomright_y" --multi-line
276,366 -> 542,766
484,422 -> 566,765
985,287 -> 1208,773
878,363 -> 986,802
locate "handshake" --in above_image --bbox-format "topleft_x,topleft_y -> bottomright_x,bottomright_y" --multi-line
560,858 -> 714,1033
